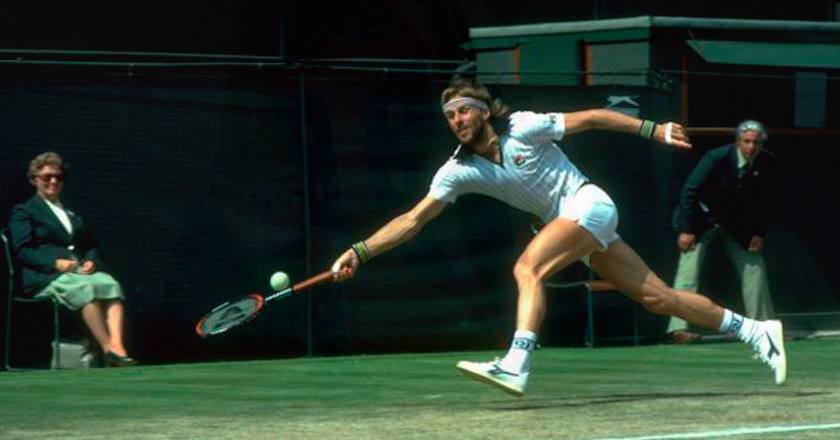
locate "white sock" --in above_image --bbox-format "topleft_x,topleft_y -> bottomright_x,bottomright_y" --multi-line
500,330 -> 537,373
719,309 -> 760,343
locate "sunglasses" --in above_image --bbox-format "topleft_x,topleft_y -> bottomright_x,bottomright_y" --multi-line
36,173 -> 65,182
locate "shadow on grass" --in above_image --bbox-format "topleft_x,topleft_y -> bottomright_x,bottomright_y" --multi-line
490,390 -> 831,411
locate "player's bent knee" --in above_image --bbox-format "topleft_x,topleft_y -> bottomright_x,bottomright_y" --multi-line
513,258 -> 541,284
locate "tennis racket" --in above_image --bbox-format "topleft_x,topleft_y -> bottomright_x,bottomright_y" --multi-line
195,270 -> 335,338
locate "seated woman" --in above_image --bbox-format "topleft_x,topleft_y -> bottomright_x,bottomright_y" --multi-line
9,151 -> 136,367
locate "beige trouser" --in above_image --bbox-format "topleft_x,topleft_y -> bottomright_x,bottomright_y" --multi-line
667,227 -> 775,333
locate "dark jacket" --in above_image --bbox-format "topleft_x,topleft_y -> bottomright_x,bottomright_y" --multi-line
672,144 -> 775,249
9,196 -> 103,296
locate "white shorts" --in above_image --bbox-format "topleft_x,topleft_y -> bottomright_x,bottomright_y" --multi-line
559,183 -> 620,251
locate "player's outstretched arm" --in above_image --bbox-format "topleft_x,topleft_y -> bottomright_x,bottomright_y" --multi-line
564,108 -> 692,149
332,196 -> 448,281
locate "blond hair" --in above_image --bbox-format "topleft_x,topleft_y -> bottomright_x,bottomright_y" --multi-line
28,151 -> 66,182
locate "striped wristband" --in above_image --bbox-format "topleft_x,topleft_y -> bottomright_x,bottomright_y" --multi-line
351,241 -> 372,264
639,120 -> 657,140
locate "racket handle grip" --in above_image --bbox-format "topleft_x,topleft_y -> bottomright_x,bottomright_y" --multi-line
292,270 -> 334,292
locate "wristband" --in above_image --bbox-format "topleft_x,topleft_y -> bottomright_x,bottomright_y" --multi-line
664,122 -> 674,144
351,241 -> 372,264
639,120 -> 656,140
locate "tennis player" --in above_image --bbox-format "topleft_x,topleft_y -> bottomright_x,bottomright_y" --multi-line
331,78 -> 786,396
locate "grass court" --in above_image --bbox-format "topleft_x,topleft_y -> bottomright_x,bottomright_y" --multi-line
1,338 -> 839,440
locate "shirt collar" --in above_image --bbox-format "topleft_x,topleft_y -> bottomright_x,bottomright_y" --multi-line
736,148 -> 751,169
450,144 -> 467,160
450,116 -> 511,161
39,195 -> 64,210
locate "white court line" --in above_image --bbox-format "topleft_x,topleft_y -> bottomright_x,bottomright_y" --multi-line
582,422 -> 840,440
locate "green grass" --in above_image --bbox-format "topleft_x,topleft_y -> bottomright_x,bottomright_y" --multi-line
1,339 -> 839,440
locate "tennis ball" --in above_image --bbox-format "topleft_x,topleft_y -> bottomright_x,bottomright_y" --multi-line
270,271 -> 290,291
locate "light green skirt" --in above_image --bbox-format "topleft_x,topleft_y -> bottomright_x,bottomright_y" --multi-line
35,272 -> 124,311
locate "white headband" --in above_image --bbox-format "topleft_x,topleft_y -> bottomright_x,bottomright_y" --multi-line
442,97 -> 489,112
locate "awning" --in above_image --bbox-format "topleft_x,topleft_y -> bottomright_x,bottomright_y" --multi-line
687,40 -> 840,69
470,16 -> 840,39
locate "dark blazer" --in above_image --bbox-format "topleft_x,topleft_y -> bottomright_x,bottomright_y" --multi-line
672,144 -> 775,250
9,196 -> 103,296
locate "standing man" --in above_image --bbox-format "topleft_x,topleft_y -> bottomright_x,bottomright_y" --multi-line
331,80 -> 786,396
667,120 -> 776,343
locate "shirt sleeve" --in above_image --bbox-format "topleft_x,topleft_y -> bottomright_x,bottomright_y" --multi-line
427,160 -> 462,203
508,111 -> 566,145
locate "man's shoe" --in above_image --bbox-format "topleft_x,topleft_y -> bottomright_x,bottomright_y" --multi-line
751,320 -> 787,385
105,351 -> 138,367
670,330 -> 702,344
456,359 -> 527,397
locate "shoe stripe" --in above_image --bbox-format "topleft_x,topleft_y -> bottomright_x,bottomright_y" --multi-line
488,365 -> 518,377
766,333 -> 780,359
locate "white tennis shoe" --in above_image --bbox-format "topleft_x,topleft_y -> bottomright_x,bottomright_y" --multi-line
456,359 -> 528,397
751,320 -> 787,385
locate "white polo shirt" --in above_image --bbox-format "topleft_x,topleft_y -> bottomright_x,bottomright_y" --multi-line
428,111 -> 589,223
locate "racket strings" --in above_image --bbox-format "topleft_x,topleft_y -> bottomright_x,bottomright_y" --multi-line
200,295 -> 264,335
